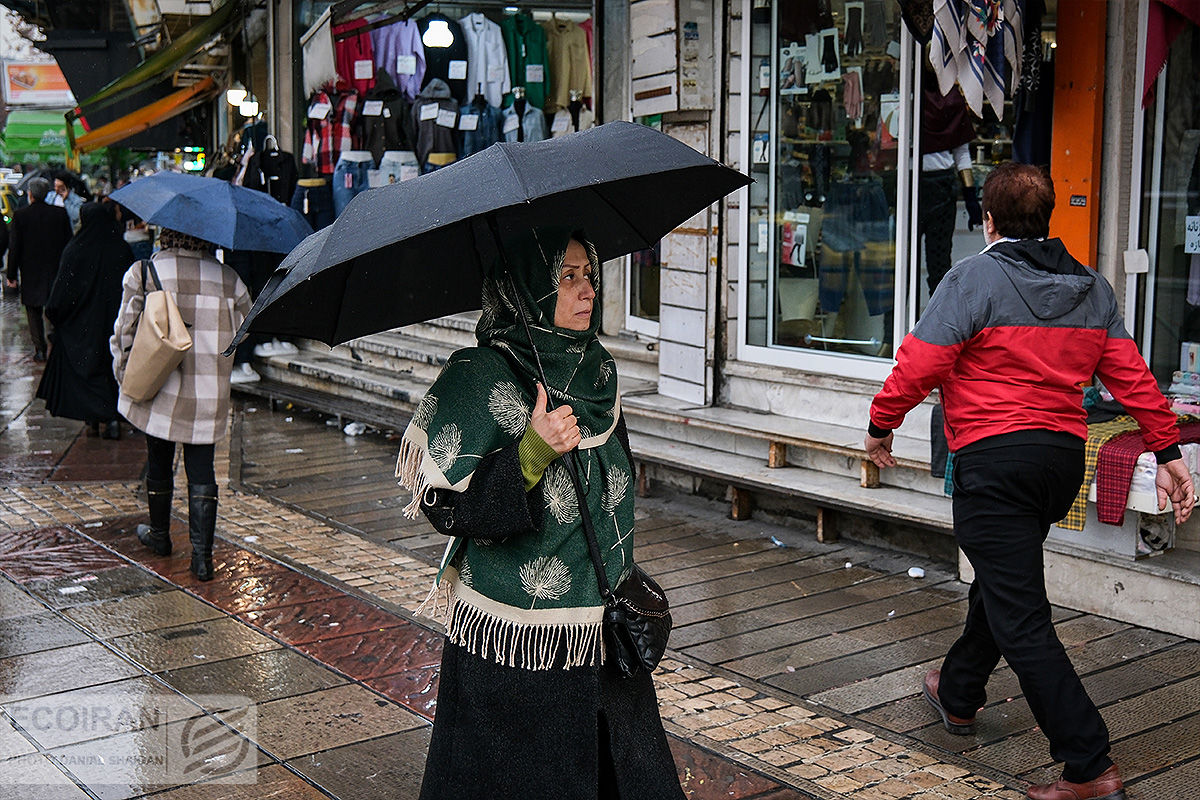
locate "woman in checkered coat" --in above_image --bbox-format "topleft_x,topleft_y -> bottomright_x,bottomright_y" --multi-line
110,229 -> 251,581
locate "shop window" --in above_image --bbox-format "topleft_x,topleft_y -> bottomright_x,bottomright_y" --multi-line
743,0 -> 906,362
1140,23 -> 1200,388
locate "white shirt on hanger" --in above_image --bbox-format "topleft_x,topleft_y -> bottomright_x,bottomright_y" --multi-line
459,12 -> 511,109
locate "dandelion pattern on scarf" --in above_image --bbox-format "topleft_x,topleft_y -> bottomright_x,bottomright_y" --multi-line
604,467 -> 632,561
595,360 -> 613,389
429,424 -> 462,471
543,463 -> 580,524
520,555 -> 571,608
488,381 -> 531,437
458,557 -> 473,587
412,395 -> 438,431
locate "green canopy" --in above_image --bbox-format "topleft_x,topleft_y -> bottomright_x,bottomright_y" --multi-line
0,110 -> 84,163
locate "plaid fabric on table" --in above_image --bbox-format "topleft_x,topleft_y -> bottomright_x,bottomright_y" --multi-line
1058,416 -> 1139,531
1094,419 -> 1200,526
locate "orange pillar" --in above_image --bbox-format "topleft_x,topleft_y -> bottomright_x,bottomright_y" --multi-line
1048,0 -> 1106,267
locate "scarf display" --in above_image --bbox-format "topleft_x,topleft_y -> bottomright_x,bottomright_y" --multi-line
400,228 -> 633,670
930,0 -> 1025,118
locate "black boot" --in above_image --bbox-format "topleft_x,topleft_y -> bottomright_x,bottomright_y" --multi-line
136,477 -> 173,556
188,483 -> 218,581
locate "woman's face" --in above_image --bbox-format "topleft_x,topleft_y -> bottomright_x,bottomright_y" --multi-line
553,239 -> 596,331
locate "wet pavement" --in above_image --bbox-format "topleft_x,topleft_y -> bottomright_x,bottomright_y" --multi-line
2,291 -> 1199,798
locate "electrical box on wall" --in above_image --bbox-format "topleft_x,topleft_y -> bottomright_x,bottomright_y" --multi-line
630,0 -> 713,116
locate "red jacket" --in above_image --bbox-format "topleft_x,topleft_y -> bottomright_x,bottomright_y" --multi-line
870,239 -> 1178,455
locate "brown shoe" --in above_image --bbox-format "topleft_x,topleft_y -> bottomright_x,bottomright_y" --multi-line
1026,765 -> 1125,800
922,668 -> 975,735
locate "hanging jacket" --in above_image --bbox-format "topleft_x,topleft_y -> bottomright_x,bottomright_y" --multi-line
243,146 -> 299,205
459,12 -> 511,109
541,17 -> 592,113
418,13 -> 470,104
333,18 -> 376,94
500,101 -> 548,143
356,69 -> 413,163
412,78 -> 460,170
870,239 -> 1180,457
500,11 -> 548,109
458,97 -> 502,158
371,18 -> 426,102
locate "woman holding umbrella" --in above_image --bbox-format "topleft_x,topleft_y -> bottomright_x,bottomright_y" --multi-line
37,202 -> 134,439
403,228 -> 685,799
109,228 -> 251,581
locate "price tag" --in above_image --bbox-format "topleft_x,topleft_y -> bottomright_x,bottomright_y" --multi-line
400,165 -> 419,181
396,54 -> 417,75
458,114 -> 479,131
419,103 -> 439,121
308,101 -> 331,119
525,63 -> 544,83
502,114 -> 519,134
436,108 -> 458,128
448,60 -> 468,80
551,114 -> 569,133
487,64 -> 505,83
353,59 -> 374,80
361,100 -> 384,116
1187,216 -> 1200,254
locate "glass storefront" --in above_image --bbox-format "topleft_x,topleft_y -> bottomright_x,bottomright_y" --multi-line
1140,23 -> 1200,387
744,1 -> 906,361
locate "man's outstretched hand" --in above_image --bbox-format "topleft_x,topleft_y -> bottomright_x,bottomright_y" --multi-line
1156,458 -> 1195,525
865,432 -> 896,469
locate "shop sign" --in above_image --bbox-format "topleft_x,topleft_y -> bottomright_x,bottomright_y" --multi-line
3,61 -> 75,106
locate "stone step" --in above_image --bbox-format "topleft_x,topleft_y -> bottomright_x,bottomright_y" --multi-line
336,331 -> 456,382
395,313 -> 481,350
602,334 -> 659,385
627,430 -> 953,532
256,352 -> 426,415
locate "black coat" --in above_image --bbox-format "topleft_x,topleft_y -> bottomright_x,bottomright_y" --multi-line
36,203 -> 134,423
6,200 -> 72,307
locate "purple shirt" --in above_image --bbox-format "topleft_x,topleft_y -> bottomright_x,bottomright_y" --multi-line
371,19 -> 426,102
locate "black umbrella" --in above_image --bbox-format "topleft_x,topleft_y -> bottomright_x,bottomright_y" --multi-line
225,121 -> 749,353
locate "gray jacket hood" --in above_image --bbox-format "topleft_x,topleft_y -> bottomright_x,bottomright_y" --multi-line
416,78 -> 453,101
986,238 -> 1096,321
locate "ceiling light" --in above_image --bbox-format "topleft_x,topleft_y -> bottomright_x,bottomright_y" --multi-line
225,82 -> 246,106
239,99 -> 259,116
422,19 -> 453,48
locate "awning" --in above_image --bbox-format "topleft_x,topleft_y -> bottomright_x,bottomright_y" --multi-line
68,0 -> 239,122
0,110 -> 78,161
70,75 -> 219,153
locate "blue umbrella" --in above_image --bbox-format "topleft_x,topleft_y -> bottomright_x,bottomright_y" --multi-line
110,171 -> 312,254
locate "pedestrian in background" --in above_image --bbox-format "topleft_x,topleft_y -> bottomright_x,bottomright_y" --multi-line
5,177 -> 73,362
37,202 -> 133,439
865,162 -> 1193,800
53,173 -> 84,232
110,228 -> 250,581
121,207 -> 153,262
405,229 -> 685,800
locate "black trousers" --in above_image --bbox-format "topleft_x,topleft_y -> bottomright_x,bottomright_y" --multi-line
941,437 -> 1112,783
145,435 -> 215,486
918,168 -> 959,295
24,305 -> 47,354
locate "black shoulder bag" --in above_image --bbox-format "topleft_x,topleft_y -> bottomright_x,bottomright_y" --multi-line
565,452 -> 672,677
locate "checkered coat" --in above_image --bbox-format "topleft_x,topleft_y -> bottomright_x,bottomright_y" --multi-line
110,249 -> 251,445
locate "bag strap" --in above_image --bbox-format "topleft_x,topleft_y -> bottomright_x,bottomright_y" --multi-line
140,259 -> 164,293
563,453 -> 614,604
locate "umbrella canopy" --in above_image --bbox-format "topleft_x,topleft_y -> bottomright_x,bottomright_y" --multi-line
228,121 -> 749,351
110,171 -> 313,254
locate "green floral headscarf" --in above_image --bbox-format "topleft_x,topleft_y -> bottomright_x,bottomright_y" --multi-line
399,228 -> 634,670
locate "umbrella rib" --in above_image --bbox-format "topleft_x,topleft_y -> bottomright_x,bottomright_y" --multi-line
585,184 -> 651,249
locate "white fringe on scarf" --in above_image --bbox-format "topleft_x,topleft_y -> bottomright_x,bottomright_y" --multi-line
416,569 -> 604,670
396,433 -> 428,518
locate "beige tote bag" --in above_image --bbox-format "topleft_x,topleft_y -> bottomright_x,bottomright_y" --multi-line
122,260 -> 192,402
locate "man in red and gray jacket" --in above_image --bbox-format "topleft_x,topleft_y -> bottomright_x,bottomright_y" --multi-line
866,162 -> 1193,800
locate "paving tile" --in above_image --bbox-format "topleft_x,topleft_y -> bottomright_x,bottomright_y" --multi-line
0,526 -> 82,555
46,715 -> 269,800
238,594 -> 405,645
287,728 -> 432,799
0,752 -> 90,799
25,565 -> 173,610
5,675 -> 203,750
221,683 -> 426,761
140,762 -> 330,800
108,617 -> 282,673
160,649 -> 347,712
0,717 -> 35,760
61,591 -> 224,639
0,611 -> 91,658
0,542 -> 128,584
363,665 -> 440,720
0,641 -> 144,703
296,621 -> 442,681
189,568 -> 342,615
670,737 -> 786,799
0,578 -> 47,620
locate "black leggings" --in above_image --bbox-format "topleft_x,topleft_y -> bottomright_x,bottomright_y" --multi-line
145,435 -> 215,485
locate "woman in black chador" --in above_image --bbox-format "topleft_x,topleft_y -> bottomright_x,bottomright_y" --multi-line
37,202 -> 135,438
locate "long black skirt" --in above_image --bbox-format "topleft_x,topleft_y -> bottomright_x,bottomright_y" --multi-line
419,640 -> 685,800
